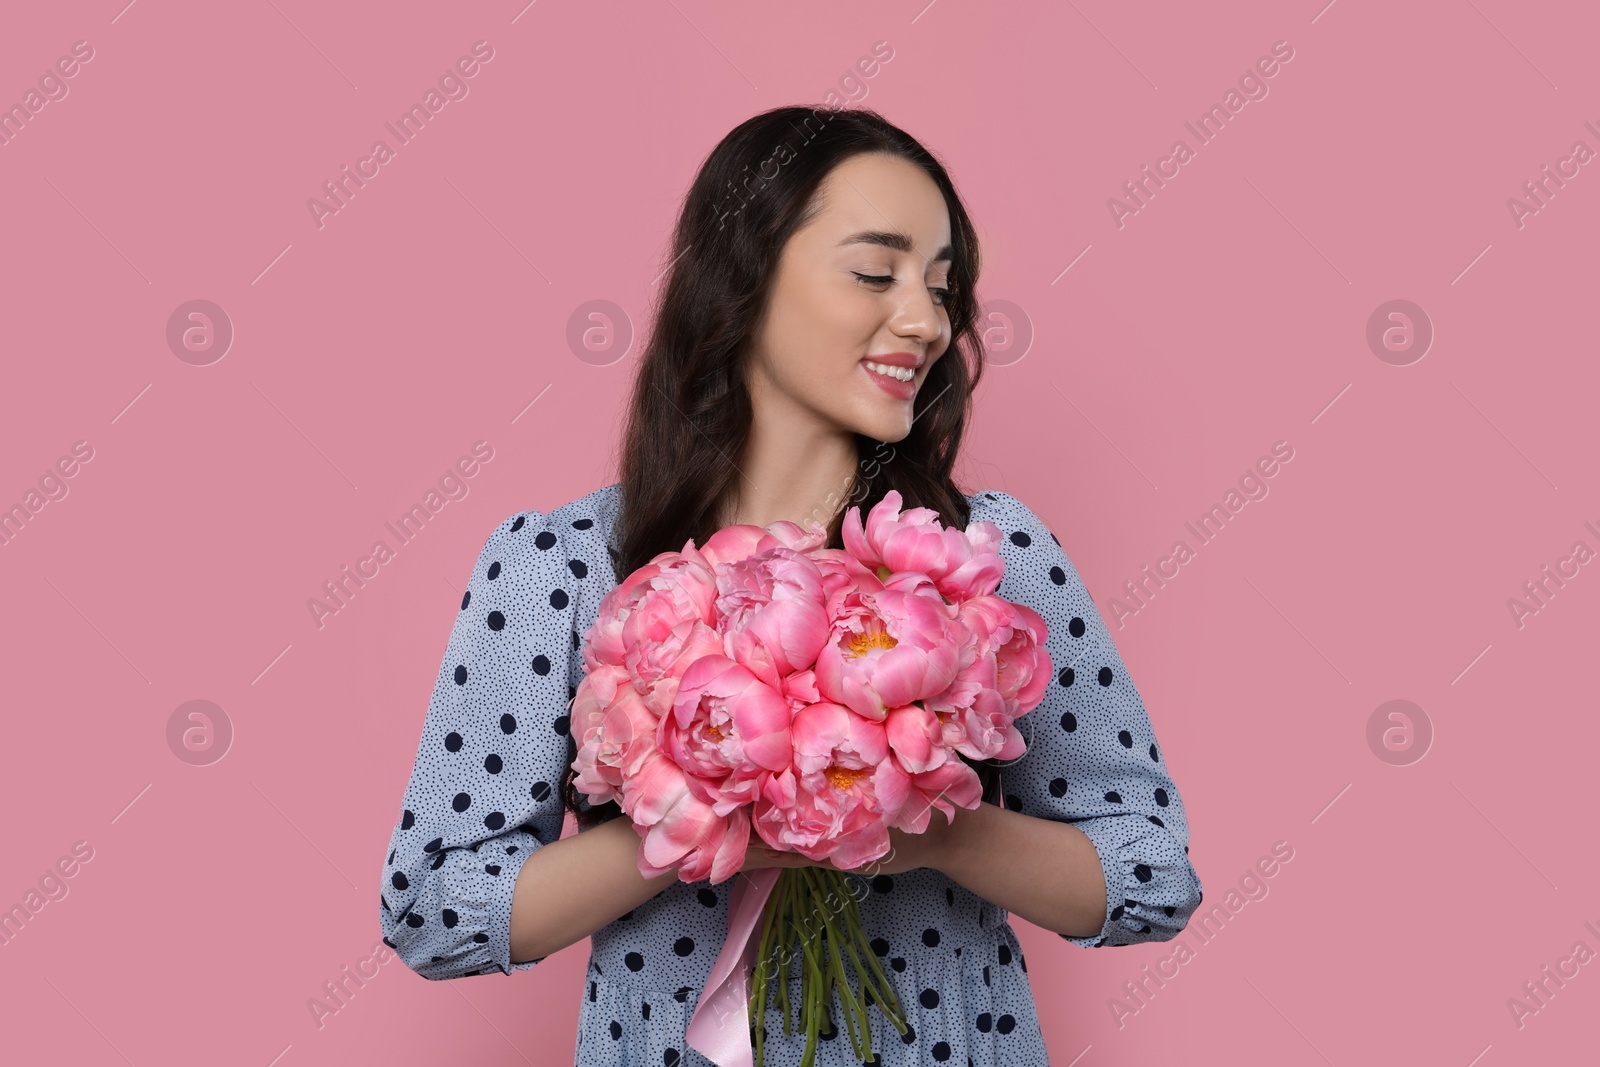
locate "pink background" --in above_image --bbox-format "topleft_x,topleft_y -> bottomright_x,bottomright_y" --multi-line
3,1 -> 1597,1064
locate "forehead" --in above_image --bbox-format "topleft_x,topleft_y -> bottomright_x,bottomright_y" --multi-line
808,153 -> 952,258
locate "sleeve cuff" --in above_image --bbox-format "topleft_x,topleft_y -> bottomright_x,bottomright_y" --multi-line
488,840 -> 545,975
1060,813 -> 1202,948
398,830 -> 547,980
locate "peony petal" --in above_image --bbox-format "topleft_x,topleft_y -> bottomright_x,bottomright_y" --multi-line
995,720 -> 1028,762
699,524 -> 770,568
707,806 -> 750,883
641,789 -> 723,868
626,753 -> 690,826
884,703 -> 938,772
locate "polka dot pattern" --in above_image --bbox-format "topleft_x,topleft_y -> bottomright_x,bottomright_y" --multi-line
381,484 -> 1202,1064
982,490 -> 1203,950
380,502 -> 579,980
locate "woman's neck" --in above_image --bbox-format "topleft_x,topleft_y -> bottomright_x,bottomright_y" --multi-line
717,428 -> 859,532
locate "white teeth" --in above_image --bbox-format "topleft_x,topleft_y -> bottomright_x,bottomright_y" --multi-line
865,361 -> 914,382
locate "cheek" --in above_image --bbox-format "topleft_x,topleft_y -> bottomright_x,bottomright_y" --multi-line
770,320 -> 871,393
764,343 -> 848,410
802,279 -> 880,343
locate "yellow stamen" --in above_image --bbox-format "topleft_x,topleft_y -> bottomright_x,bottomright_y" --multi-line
844,628 -> 896,659
825,764 -> 870,791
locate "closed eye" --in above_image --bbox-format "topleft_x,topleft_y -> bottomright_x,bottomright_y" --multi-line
852,272 -> 952,307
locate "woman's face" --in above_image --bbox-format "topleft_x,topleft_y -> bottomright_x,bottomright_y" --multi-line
745,152 -> 954,445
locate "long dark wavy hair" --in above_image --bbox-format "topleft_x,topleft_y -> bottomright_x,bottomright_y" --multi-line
560,104 -> 1003,839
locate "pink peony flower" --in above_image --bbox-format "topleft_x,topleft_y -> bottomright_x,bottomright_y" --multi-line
842,489 -> 1006,600
699,518 -> 827,570
877,753 -> 985,835
764,519 -> 829,554
812,581 -> 970,721
949,687 -> 1026,762
583,548 -> 714,672
697,524 -> 771,570
571,663 -> 660,806
627,615 -> 726,720
881,701 -> 959,775
627,748 -> 751,883
921,596 -> 1052,760
713,546 -> 831,691
752,701 -> 898,869
660,654 -> 794,815
992,601 -> 1051,718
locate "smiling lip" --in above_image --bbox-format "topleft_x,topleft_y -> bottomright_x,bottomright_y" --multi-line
857,356 -> 921,403
862,351 -> 923,369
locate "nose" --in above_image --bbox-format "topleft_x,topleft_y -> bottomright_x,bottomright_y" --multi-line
889,290 -> 946,350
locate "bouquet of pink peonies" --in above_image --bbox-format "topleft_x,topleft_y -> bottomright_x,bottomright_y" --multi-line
569,490 -> 1052,1067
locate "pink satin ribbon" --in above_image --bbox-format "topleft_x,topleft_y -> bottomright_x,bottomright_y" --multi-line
684,866 -> 781,1067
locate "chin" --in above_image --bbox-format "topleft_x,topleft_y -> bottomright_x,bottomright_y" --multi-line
844,411 -> 914,444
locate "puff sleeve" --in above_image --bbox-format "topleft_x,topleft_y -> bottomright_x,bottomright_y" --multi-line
379,509 -> 577,979
980,490 -> 1203,948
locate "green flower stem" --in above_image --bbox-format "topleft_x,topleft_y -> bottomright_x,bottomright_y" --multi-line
776,873 -> 794,1035
833,870 -> 907,1050
815,881 -> 838,1016
793,877 -> 824,1067
755,894 -> 773,1066
793,883 -> 819,1067
838,879 -> 908,1034
803,873 -> 857,1053
818,870 -> 881,1059
804,869 -> 867,1059
833,873 -> 888,1056
752,864 -> 917,1067
750,875 -> 784,1066
796,870 -> 819,1043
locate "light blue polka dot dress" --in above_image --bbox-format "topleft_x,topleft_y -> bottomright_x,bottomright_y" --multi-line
380,483 -> 1204,1065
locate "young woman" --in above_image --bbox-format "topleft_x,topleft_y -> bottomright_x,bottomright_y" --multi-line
380,105 -> 1203,1065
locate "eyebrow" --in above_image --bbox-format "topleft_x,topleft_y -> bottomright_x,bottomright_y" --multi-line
838,230 -> 953,264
